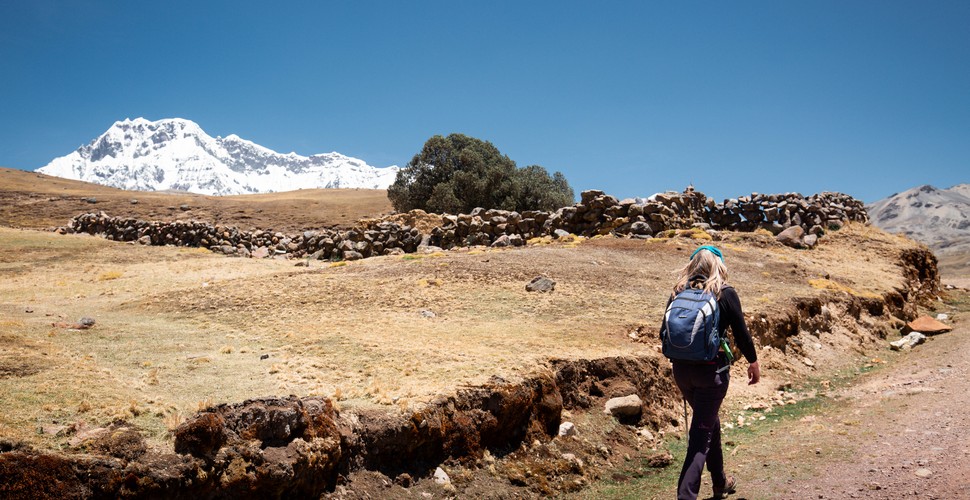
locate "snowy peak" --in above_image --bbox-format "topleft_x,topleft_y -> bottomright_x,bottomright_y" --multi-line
37,118 -> 399,195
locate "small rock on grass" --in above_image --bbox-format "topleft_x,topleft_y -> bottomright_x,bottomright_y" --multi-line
526,276 -> 556,293
646,451 -> 674,468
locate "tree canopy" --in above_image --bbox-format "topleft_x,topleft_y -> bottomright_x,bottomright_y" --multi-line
387,134 -> 574,214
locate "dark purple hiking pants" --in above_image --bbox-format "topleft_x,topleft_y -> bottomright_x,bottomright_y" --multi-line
672,360 -> 730,500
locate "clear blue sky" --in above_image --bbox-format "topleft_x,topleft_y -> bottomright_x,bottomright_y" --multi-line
1,1 -> 967,203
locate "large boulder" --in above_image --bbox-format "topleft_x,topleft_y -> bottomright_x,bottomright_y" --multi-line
775,226 -> 805,248
604,394 -> 642,418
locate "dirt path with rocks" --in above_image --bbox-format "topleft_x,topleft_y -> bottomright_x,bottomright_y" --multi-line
736,293 -> 969,499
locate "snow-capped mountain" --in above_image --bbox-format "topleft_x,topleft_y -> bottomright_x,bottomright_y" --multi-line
37,118 -> 399,195
868,184 -> 970,277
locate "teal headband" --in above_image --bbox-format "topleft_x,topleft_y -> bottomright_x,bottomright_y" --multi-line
691,245 -> 724,262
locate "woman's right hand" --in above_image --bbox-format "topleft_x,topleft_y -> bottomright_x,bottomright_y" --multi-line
748,361 -> 761,385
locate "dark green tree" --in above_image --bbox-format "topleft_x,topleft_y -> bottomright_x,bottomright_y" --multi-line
388,134 -> 574,213
511,165 -> 576,212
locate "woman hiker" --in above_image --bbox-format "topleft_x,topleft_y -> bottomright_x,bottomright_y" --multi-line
661,245 -> 760,499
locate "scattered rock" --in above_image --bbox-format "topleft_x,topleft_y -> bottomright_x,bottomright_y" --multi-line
904,316 -> 952,335
491,234 -> 511,248
561,453 -> 583,467
646,451 -> 674,468
433,466 -> 450,485
394,473 -> 413,487
890,331 -> 927,351
129,199 -> 138,204
259,354 -> 269,360
935,313 -> 948,321
604,394 -> 642,418
803,233 -> 818,248
52,317 -> 96,330
526,276 -> 556,293
294,260 -> 309,267
251,246 -> 270,259
553,229 -> 571,239
420,310 -> 437,318
179,204 -> 190,211
342,250 -> 364,261
558,422 -> 576,437
638,428 -> 654,441
776,226 -> 805,248
914,468 -> 932,478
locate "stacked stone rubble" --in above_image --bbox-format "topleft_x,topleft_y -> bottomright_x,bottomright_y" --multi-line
428,188 -> 867,248
62,188 -> 869,258
66,213 -> 423,260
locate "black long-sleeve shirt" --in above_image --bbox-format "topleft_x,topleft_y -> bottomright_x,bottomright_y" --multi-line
717,286 -> 757,363
661,285 -> 758,363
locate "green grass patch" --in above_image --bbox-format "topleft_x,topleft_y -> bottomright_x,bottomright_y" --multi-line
579,437 -> 688,500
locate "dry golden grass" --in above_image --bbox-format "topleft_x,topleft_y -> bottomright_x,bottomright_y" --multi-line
98,270 -> 124,281
0,221 -> 926,452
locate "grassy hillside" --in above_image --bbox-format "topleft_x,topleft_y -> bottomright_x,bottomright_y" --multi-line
0,167 -> 393,231
0,220 -> 927,451
0,169 -> 945,498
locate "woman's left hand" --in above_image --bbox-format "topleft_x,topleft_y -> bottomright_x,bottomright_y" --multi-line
748,361 -> 761,385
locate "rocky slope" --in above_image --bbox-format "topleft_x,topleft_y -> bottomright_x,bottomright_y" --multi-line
867,184 -> 970,278
37,118 -> 399,195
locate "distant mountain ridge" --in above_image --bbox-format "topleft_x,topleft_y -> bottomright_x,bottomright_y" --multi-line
867,184 -> 970,278
37,118 -> 399,196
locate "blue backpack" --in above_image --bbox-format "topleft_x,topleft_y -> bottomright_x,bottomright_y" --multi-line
661,287 -> 721,362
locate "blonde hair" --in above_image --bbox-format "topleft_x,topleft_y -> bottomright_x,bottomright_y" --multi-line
673,248 -> 728,298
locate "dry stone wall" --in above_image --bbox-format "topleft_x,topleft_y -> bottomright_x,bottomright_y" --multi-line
428,188 -> 867,249
61,188 -> 869,258
63,214 -> 424,260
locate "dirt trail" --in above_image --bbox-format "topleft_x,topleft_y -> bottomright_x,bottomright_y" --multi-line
734,294 -> 969,499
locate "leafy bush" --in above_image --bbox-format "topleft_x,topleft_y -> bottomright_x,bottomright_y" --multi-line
388,134 -> 574,213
